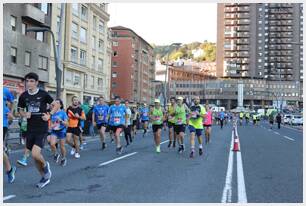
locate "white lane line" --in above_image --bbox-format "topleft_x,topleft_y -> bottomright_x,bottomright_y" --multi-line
237,152 -> 248,203
160,140 -> 169,145
98,152 -> 138,167
3,195 -> 16,201
221,131 -> 234,203
283,136 -> 295,141
282,125 -> 302,132
273,131 -> 280,135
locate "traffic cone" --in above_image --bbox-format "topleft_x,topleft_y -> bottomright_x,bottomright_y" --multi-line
232,136 -> 240,152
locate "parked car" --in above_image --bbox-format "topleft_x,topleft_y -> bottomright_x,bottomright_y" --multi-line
289,115 -> 303,125
283,114 -> 292,124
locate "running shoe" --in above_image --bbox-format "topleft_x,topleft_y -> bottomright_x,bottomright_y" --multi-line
199,148 -> 203,156
7,166 -> 16,183
17,156 -> 28,166
43,161 -> 52,180
74,153 -> 80,159
70,148 -> 76,155
156,145 -> 161,153
102,142 -> 107,150
36,177 -> 50,189
173,141 -> 176,148
189,151 -> 195,158
110,138 -> 114,143
167,141 -> 172,148
178,145 -> 183,154
60,158 -> 67,167
53,154 -> 60,163
116,146 -> 123,155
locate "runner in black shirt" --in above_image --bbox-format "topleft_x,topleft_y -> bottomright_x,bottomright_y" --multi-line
17,73 -> 54,188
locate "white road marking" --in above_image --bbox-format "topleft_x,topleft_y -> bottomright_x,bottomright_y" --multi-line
160,140 -> 170,145
283,136 -> 295,141
237,152 -> 248,203
98,152 -> 138,167
274,131 -> 280,135
3,195 -> 16,201
282,124 -> 302,132
221,131 -> 234,203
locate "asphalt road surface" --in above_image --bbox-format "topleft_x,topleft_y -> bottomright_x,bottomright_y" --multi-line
3,120 -> 303,203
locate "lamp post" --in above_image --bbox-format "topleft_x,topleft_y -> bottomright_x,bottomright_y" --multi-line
26,27 -> 62,99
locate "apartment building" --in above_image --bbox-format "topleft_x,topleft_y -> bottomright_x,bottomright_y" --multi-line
110,26 -> 155,103
217,3 -> 303,82
46,3 -> 111,106
3,3 -> 52,96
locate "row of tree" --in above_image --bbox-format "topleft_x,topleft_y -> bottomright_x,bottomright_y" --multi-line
152,41 -> 216,62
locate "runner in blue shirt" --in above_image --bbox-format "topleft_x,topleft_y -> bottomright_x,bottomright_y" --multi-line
49,99 -> 68,166
139,103 -> 150,137
108,97 -> 128,154
92,96 -> 109,150
219,109 -> 225,129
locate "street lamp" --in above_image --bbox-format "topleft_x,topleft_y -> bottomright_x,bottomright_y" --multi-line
163,42 -> 181,108
26,27 -> 62,99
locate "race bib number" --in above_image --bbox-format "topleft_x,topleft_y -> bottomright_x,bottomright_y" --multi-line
98,115 -> 103,121
114,117 -> 120,124
155,116 -> 161,121
143,112 -> 148,117
191,112 -> 197,118
177,118 -> 183,125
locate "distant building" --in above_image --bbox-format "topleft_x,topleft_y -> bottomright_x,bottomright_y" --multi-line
110,26 -> 155,103
191,48 -> 205,58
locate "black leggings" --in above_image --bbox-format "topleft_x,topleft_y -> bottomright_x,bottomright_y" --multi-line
124,125 -> 132,144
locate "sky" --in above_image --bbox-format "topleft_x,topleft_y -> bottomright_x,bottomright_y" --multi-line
108,3 -> 217,46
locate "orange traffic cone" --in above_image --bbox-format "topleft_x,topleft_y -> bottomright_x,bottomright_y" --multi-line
232,136 -> 240,152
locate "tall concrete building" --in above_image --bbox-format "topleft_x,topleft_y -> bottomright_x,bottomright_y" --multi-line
3,3 -> 52,96
46,3 -> 111,106
217,3 -> 303,82
110,26 -> 155,103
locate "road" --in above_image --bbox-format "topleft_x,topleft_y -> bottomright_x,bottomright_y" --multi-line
3,121 -> 303,203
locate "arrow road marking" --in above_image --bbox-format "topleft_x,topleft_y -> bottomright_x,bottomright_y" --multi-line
98,152 -> 138,167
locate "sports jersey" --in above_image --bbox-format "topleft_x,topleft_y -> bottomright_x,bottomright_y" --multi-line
168,105 -> 176,123
189,104 -> 206,129
140,107 -> 150,121
219,111 -> 225,120
204,110 -> 213,125
3,87 -> 14,128
151,107 -> 163,125
108,104 -> 126,126
126,107 -> 132,126
51,109 -> 68,132
93,104 -> 109,124
240,112 -> 244,118
174,105 -> 187,125
67,106 -> 85,128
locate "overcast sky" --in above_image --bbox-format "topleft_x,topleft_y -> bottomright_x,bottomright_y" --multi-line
108,3 -> 217,45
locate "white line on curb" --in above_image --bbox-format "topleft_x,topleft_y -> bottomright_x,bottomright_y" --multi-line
98,152 -> 138,167
3,195 -> 16,201
237,151 -> 248,203
221,130 -> 234,203
283,136 -> 295,141
160,140 -> 170,145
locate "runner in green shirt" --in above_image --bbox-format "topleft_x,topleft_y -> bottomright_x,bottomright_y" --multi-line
167,97 -> 177,148
188,96 -> 206,158
150,99 -> 164,153
174,96 -> 188,154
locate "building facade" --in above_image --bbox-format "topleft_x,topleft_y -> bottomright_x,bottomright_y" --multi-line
3,3 -> 52,97
217,3 -> 303,81
46,3 -> 111,106
110,26 -> 155,103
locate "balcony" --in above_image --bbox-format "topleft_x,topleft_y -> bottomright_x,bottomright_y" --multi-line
236,26 -> 250,31
237,19 -> 250,25
22,4 -> 45,24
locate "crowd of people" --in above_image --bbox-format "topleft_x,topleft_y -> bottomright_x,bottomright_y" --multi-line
4,72 -> 263,189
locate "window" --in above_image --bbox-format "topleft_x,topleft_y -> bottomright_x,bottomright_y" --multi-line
112,61 -> 118,67
74,73 -> 81,86
25,51 -> 31,66
80,27 -> 87,43
21,23 -> 27,35
81,5 -> 88,20
72,3 -> 78,16
99,39 -> 104,52
112,72 -> 117,78
90,75 -> 94,88
99,20 -> 104,33
98,78 -> 103,88
98,58 -> 103,71
11,47 -> 17,63
92,36 -> 96,50
92,56 -> 96,69
72,22 -> 78,39
41,3 -> 48,14
112,82 -> 117,88
113,41 -> 119,46
93,16 -> 97,31
71,46 -> 78,63
65,70 -> 73,85
38,56 -> 48,70
56,16 -> 61,35
80,50 -> 86,65
36,32 -> 44,42
113,51 -> 118,56
11,16 -> 16,31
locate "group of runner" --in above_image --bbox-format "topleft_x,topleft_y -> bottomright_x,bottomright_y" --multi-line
3,72 -> 216,189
